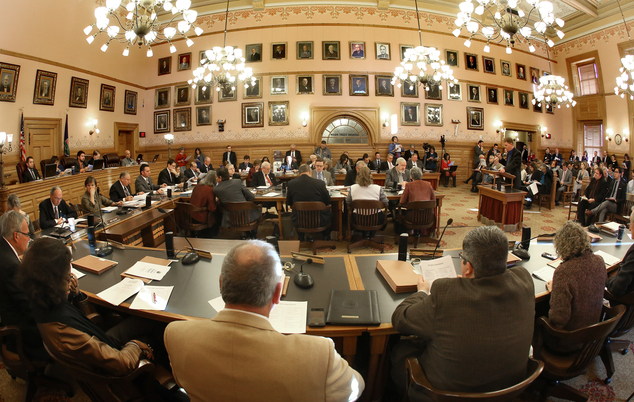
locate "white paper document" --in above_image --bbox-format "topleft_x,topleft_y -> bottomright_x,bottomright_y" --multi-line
601,222 -> 621,232
263,192 -> 281,197
528,182 -> 539,195
101,206 -> 118,212
208,296 -> 225,313
179,190 -> 193,196
125,261 -> 171,281
70,267 -> 85,279
594,250 -> 621,267
269,301 -> 307,334
97,278 -> 144,306
122,200 -> 144,208
420,256 -> 456,285
532,266 -> 556,282
129,286 -> 173,310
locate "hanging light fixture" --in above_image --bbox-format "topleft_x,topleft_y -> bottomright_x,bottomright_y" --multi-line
532,46 -> 576,109
614,0 -> 634,100
188,0 -> 254,94
392,0 -> 458,92
453,0 -> 565,54
84,0 -> 203,57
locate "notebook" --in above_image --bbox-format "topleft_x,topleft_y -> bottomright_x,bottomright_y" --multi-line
72,255 -> 118,275
326,289 -> 380,325
376,260 -> 420,293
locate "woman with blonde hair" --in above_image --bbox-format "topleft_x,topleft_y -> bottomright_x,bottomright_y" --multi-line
346,166 -> 388,226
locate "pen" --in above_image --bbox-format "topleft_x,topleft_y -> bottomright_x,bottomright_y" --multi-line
153,292 -> 157,304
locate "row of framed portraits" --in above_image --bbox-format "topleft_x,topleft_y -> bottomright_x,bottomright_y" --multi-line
459,51 -> 545,83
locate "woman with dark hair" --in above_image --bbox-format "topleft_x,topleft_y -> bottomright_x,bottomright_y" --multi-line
623,154 -> 631,181
335,154 -> 352,173
441,153 -> 456,187
425,146 -> 438,172
568,150 -> 579,163
261,156 -> 271,164
190,171 -> 220,237
194,147 -> 206,168
49,156 -> 66,176
388,135 -> 403,158
581,150 -> 588,162
80,176 -> 122,214
246,159 -> 261,187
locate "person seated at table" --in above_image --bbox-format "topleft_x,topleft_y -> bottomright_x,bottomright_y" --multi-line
238,155 -> 253,172
385,157 -> 410,190
524,164 -> 553,210
344,160 -> 366,186
22,156 -> 41,182
311,158 -> 333,186
81,176 -> 122,214
73,150 -> 88,173
261,156 -> 271,165
49,156 -> 67,176
308,154 -> 318,170
287,164 -> 332,240
109,171 -> 135,203
136,153 -> 145,164
396,167 -> 435,235
323,157 -> 336,179
175,147 -> 188,175
335,153 -> 352,174
246,159 -> 261,186
200,157 -> 213,174
544,221 -> 607,353
6,194 -> 35,237
608,209 -> 634,297
441,153 -> 456,187
39,186 -> 78,229
356,153 -> 370,165
213,168 -> 259,237
391,225 -> 534,398
86,150 -> 101,167
424,146 -> 438,171
251,161 -> 278,187
135,164 -> 166,195
576,167 -> 609,226
158,159 -> 183,187
346,166 -> 388,234
190,170 -> 220,238
406,153 -> 424,171
184,161 -> 200,180
285,144 -> 302,165
403,144 -> 419,161
314,140 -> 332,160
164,240 -> 364,401
121,149 -> 136,167
585,166 -> 626,222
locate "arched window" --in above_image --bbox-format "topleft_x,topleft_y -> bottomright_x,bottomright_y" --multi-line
321,117 -> 369,144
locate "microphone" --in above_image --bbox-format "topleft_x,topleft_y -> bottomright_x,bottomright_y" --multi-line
432,218 -> 453,258
294,258 -> 314,289
94,188 -> 113,257
157,208 -> 200,265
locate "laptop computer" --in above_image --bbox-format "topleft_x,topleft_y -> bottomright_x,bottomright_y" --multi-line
92,159 -> 104,170
44,163 -> 57,179
448,165 -> 458,172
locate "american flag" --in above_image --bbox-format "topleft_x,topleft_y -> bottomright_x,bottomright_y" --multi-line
19,113 -> 26,162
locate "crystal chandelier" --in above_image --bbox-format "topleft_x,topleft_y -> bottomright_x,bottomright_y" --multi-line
84,0 -> 203,57
532,47 -> 575,109
453,0 -> 565,54
188,0 -> 254,93
392,0 -> 459,92
614,0 -> 634,100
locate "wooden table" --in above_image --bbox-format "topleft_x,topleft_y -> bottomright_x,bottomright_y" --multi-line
477,185 -> 527,232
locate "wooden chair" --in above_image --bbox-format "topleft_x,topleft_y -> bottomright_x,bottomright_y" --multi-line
395,200 -> 437,247
405,356 -> 543,402
69,202 -> 83,218
0,325 -> 74,402
600,289 -> 634,384
291,201 -> 336,255
174,201 -> 210,237
538,178 -> 557,211
347,199 -> 388,253
222,201 -> 262,239
532,305 -> 625,402
607,193 -> 634,224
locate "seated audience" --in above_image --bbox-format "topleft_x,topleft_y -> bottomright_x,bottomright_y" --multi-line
213,168 -> 259,235
385,158 -> 410,189
135,164 -> 166,194
39,186 -> 78,229
226,163 -> 242,180
441,153 -> 456,187
524,164 -> 552,209
109,171 -> 135,203
467,154 -> 486,192
73,150 -> 88,173
380,153 -> 395,172
190,171 -> 220,237
406,153 -> 424,171
287,164 -> 332,240
555,161 -> 573,206
81,176 -> 122,214
6,194 -> 35,236
577,167 -> 609,226
369,152 -> 382,171
483,155 -> 503,185
158,159 -> 183,187
200,157 -> 213,174
573,161 -> 591,195
585,166 -> 626,222
314,140 -> 332,160
335,153 -> 352,174
391,225 -> 534,396
246,159 -> 261,186
608,209 -> 634,296
286,144 -> 302,165
22,156 -> 41,182
121,149 -> 136,167
403,144 -> 419,161
424,146 -> 438,171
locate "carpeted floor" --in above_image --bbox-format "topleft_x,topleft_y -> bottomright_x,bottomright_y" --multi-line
0,182 -> 629,401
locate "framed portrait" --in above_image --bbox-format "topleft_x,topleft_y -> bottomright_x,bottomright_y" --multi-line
174,84 -> 191,106
245,43 -> 262,63
155,87 -> 170,109
196,106 -> 211,126
242,102 -> 264,128
400,44 -> 414,61
350,41 -> 366,59
269,101 -> 289,126
533,97 -> 543,112
501,60 -> 512,77
195,85 -> 213,104
483,56 -> 495,74
401,82 -> 418,98
467,107 -> 484,130
448,83 -> 462,101
199,50 -> 208,66
297,75 -> 314,95
445,50 -> 459,67
530,67 -> 540,84
297,41 -> 314,60
244,76 -> 262,99
323,41 -> 341,60
486,87 -> 498,104
270,75 -> 288,95
504,90 -> 514,106
401,102 -> 420,126
425,103 -> 443,127
465,53 -> 478,71
219,85 -> 237,102
177,53 -> 191,71
158,56 -> 171,75
424,83 -> 442,100
271,42 -> 287,60
516,64 -> 527,80
69,76 -> 88,108
518,92 -> 530,109
0,62 -> 20,103
154,111 -> 170,133
546,103 -> 554,114
124,90 -> 137,115
173,107 -> 191,132
467,84 -> 481,103
99,83 -> 115,112
375,42 -> 391,60
375,75 -> 393,97
323,74 -> 342,96
349,74 -> 369,96
33,70 -> 57,106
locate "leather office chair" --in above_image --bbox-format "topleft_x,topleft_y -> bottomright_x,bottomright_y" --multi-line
532,304 -> 625,402
405,356 -> 543,402
291,201 -> 336,255
222,201 -> 262,239
395,200 -> 437,247
600,289 -> 634,384
61,157 -> 77,170
39,158 -> 52,175
103,153 -> 121,167
15,161 -> 27,184
0,325 -> 74,402
347,199 -> 388,253
174,201 -> 210,237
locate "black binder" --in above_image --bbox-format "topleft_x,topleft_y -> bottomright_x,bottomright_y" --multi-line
326,289 -> 381,325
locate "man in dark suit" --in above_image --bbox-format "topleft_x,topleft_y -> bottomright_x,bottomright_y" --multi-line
22,156 -> 41,182
403,145 -> 419,161
135,164 -> 165,194
222,145 -> 237,166
184,161 -> 200,180
158,159 -> 183,187
344,160 -> 365,186
239,155 -> 253,171
380,153 -> 395,172
391,225 -> 534,398
38,186 -> 78,229
251,161 -> 278,187
200,157 -> 213,174
586,167 -> 627,222
498,138 -> 522,189
249,47 -> 261,62
285,144 -> 302,165
369,152 -> 382,171
109,171 -> 135,203
74,150 -> 88,173
213,168 -> 260,234
406,153 -> 424,170
286,164 -> 332,239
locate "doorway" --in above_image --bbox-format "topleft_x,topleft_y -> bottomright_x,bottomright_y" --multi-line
24,118 -> 62,166
114,122 -> 139,156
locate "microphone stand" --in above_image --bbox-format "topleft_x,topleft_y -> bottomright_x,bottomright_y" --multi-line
95,188 -> 113,257
158,208 -> 200,265
294,258 -> 314,289
432,218 -> 453,259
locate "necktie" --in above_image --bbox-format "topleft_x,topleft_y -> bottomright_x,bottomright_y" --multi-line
30,169 -> 35,180
54,206 -> 59,219
265,174 -> 272,187
318,172 -> 323,182
123,184 -> 130,197
611,181 -> 619,199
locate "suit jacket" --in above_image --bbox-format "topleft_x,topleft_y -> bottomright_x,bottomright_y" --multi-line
109,180 -> 132,203
392,267 -> 534,394
584,177 -> 609,203
135,175 -> 160,194
380,161 -> 395,172
222,151 -> 237,166
406,159 -> 424,170
369,158 -> 382,171
38,198 -> 78,229
250,171 -> 278,187
608,242 -> 634,297
22,167 -> 41,182
184,168 -> 199,180
399,180 -> 435,204
311,170 -> 333,186
343,169 -> 357,186
238,162 -> 253,171
403,150 -> 420,161
504,147 -> 522,189
164,309 -> 364,402
287,174 -> 332,227
213,179 -> 259,226
199,163 -> 213,174
604,177 -> 627,209
158,168 -> 181,186
385,167 -> 411,189
285,150 -> 303,165
474,146 -> 485,167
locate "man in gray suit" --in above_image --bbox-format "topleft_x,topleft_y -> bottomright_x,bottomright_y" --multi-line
311,158 -> 333,186
213,167 -> 260,237
135,164 -> 166,194
385,157 -> 410,189
391,226 -> 534,398
555,161 -> 573,206
405,153 -> 424,170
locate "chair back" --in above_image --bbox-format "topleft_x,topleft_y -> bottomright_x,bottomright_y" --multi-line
222,201 -> 260,232
15,161 -> 27,184
349,199 -> 386,231
604,289 -> 634,339
621,193 -> 634,217
174,201 -> 210,234
32,218 -> 40,232
0,325 -> 38,380
40,158 -> 53,174
61,157 -> 77,170
103,153 -> 121,168
397,200 -> 436,231
292,201 -> 329,234
406,356 -> 544,402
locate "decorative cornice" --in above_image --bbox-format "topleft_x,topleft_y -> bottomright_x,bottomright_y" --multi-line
553,20 -> 634,55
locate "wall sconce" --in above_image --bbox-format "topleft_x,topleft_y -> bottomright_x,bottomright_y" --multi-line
164,133 -> 174,159
624,128 -> 629,142
89,119 -> 99,135
494,121 -> 505,134
301,112 -> 308,127
0,132 -> 14,188
606,128 -> 613,141
541,126 -> 547,138
381,113 -> 389,127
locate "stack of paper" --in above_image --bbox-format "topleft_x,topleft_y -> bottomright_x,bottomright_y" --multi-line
418,256 -> 456,285
123,261 -> 171,281
101,206 -> 118,212
532,266 -> 556,282
129,286 -> 173,311
595,250 -> 621,267
97,278 -> 144,306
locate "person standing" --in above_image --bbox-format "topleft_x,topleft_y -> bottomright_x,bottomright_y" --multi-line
498,138 -> 522,189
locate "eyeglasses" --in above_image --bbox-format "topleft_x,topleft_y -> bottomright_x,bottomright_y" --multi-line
458,252 -> 468,264
16,231 -> 30,238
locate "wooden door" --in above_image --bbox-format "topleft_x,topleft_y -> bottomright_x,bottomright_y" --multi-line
24,118 -> 61,166
117,131 -> 134,156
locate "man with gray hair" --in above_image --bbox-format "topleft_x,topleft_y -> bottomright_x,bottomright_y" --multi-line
391,226 -> 534,398
385,157 -> 411,189
164,240 -> 364,401
6,194 -> 35,236
344,160 -> 366,186
121,149 -> 136,167
285,143 -> 303,165
251,161 -> 278,187
109,171 -> 135,203
38,186 -> 78,229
